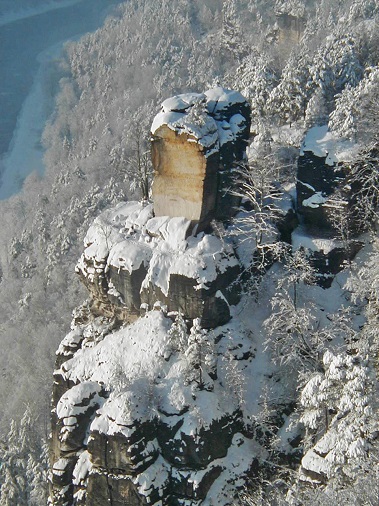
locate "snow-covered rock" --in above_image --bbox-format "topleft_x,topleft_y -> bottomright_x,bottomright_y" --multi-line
51,306 -> 262,505
76,201 -> 241,328
151,87 -> 251,228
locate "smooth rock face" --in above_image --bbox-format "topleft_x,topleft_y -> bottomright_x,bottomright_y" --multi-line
151,87 -> 251,230
151,125 -> 219,226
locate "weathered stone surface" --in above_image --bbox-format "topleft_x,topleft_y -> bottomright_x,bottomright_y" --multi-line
86,472 -> 146,506
140,265 -> 241,329
151,87 -> 251,229
88,420 -> 159,475
107,263 -> 148,311
159,411 -> 243,469
277,13 -> 306,44
152,125 -> 219,227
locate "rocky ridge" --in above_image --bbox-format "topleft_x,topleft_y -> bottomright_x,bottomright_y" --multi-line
49,87 -> 368,504
49,89 -> 260,506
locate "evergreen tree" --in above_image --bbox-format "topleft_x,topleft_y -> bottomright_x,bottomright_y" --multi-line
184,319 -> 215,393
220,0 -> 247,63
299,350 -> 378,482
0,407 -> 48,506
231,52 -> 278,120
268,46 -> 312,125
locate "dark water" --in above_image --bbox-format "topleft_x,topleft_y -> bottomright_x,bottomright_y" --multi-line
0,0 -> 123,158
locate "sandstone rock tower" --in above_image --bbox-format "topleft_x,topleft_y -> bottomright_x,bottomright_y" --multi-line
151,87 -> 251,230
49,89 -> 254,506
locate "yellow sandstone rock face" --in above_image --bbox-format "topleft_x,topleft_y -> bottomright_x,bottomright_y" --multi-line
151,87 -> 251,230
152,125 -> 218,226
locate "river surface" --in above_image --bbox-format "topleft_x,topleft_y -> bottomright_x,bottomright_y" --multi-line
0,0 -> 123,183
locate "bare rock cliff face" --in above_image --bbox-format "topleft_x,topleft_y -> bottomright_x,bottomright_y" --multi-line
151,87 -> 251,230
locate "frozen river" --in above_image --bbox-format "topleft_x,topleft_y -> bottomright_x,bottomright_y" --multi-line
0,0 -> 123,198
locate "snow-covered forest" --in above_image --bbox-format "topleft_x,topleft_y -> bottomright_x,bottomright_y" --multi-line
0,0 -> 378,504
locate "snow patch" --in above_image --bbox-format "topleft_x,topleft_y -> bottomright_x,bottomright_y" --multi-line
292,226 -> 343,254
300,125 -> 360,166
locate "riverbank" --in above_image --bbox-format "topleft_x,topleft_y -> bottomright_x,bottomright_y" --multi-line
0,0 -> 124,199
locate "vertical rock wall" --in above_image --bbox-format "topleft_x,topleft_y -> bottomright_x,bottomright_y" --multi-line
151,87 -> 251,230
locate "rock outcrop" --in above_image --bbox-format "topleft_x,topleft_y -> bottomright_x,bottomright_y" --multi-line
151,87 -> 251,230
294,126 -> 363,284
49,88 -> 260,506
276,13 -> 306,44
75,201 -> 241,329
50,301 -> 259,505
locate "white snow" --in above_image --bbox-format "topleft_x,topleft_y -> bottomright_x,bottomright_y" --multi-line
301,448 -> 332,480
107,240 -> 152,274
300,125 -> 360,166
151,87 -> 249,157
141,231 -> 238,295
302,191 -> 327,208
57,235 -> 375,503
56,381 -> 103,420
56,328 -> 83,356
134,455 -> 170,499
292,226 -> 343,254
205,87 -> 247,116
73,450 -> 92,486
59,311 -> 172,392
78,201 -> 239,297
161,93 -> 205,113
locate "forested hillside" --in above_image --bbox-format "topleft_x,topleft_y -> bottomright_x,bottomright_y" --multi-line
0,0 -> 378,504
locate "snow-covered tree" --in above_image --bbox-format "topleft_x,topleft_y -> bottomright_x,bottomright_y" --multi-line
0,406 -> 48,505
326,143 -> 379,241
230,140 -> 288,281
279,248 -> 316,309
275,0 -> 306,18
329,66 -> 379,143
299,350 -> 378,482
268,46 -> 312,125
309,33 -> 363,113
184,319 -> 215,394
220,0 -> 247,63
263,291 -> 321,375
168,311 -> 188,353
231,52 -> 278,120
